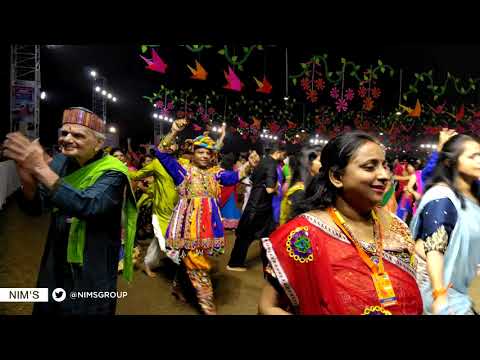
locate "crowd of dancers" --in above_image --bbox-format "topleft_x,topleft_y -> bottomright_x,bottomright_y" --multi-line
3,107 -> 480,315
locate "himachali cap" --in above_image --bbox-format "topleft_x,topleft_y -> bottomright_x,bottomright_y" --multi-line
62,107 -> 105,133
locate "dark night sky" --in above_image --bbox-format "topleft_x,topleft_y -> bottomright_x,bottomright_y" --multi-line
12,43 -> 480,152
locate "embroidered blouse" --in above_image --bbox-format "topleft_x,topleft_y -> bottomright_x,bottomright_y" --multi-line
416,197 -> 458,254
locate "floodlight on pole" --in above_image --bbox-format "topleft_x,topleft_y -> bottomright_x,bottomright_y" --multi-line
40,91 -> 46,100
95,86 -> 101,92
112,97 -> 117,102
101,90 -> 107,96
90,70 -> 97,78
107,93 -> 112,99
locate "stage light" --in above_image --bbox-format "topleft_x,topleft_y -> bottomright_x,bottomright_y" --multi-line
40,91 -> 46,100
107,93 -> 112,99
95,86 -> 101,92
108,126 -> 116,133
379,132 -> 384,136
101,90 -> 107,96
396,111 -> 402,116
153,113 -> 158,119
90,70 -> 97,77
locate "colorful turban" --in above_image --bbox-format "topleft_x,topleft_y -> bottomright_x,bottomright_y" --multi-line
62,107 -> 105,133
192,134 -> 217,151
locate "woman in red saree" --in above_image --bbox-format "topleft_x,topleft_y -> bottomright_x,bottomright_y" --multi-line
259,131 -> 423,315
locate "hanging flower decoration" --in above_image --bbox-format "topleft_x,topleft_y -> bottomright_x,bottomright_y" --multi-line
336,98 -> 348,112
358,86 -> 368,98
330,87 -> 340,99
315,78 -> 326,91
307,89 -> 319,103
301,77 -> 311,91
345,88 -> 355,101
363,97 -> 374,111
201,112 -> 210,122
371,87 -> 382,99
196,105 -> 211,123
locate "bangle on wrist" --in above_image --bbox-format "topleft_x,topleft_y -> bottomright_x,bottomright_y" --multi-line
432,283 -> 452,300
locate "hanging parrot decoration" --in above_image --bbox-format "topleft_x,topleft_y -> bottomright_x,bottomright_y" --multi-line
399,99 -> 421,117
446,104 -> 466,122
455,104 -> 465,122
224,66 -> 244,91
253,76 -> 272,94
252,116 -> 262,130
287,120 -> 297,129
428,102 -> 446,115
237,117 -> 249,130
268,121 -> 280,134
187,60 -> 208,80
139,48 -> 167,74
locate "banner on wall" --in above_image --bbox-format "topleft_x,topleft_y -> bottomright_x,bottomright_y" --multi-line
11,80 -> 36,139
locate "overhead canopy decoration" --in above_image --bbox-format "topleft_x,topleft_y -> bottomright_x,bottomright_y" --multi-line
140,45 -> 480,150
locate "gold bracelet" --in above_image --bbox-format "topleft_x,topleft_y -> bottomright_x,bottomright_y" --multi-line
432,284 -> 451,300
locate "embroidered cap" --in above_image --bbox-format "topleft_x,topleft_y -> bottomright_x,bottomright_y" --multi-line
192,133 -> 217,151
62,107 -> 105,133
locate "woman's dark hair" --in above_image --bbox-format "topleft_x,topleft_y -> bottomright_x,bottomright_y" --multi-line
308,151 -> 319,163
288,153 -> 304,185
266,142 -> 287,155
220,152 -> 236,171
425,134 -> 480,209
292,131 -> 380,217
238,152 -> 248,162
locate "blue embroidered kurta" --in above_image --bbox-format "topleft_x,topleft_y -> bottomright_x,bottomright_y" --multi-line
18,152 -> 127,315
